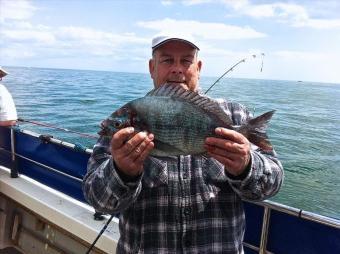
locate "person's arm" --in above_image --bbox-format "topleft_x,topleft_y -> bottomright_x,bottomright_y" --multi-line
206,101 -> 284,201
0,120 -> 16,126
226,144 -> 283,201
0,85 -> 18,126
83,128 -> 154,214
82,136 -> 143,214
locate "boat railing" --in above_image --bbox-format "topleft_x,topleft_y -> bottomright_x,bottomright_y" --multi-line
0,125 -> 339,253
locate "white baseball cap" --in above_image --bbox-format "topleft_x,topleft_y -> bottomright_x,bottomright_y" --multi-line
152,34 -> 200,51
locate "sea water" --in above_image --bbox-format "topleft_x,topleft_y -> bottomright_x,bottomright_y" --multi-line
4,66 -> 340,219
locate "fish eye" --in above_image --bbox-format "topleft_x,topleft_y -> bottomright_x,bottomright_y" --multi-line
113,120 -> 123,128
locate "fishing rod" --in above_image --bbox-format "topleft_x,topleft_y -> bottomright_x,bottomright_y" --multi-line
204,53 -> 265,95
18,118 -> 98,139
85,214 -> 114,254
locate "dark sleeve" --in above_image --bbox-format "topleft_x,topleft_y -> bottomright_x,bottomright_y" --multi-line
82,136 -> 142,214
220,101 -> 284,201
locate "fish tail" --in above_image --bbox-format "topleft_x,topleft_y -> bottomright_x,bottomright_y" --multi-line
239,110 -> 275,151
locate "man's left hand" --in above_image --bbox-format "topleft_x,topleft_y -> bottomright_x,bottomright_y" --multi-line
204,128 -> 251,176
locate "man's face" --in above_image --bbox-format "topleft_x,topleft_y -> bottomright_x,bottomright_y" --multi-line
149,41 -> 202,92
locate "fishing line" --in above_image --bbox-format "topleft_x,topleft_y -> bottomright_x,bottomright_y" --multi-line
204,53 -> 265,95
260,53 -> 265,72
18,118 -> 98,139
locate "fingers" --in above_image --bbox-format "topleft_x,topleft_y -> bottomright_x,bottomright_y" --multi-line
135,141 -> 154,163
206,152 -> 236,170
206,128 -> 249,155
129,133 -> 154,161
205,127 -> 251,176
111,128 -> 154,177
205,138 -> 248,156
111,127 -> 135,149
204,144 -> 240,159
215,127 -> 247,144
120,131 -> 148,156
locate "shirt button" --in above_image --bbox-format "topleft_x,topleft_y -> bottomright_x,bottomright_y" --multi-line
184,208 -> 191,216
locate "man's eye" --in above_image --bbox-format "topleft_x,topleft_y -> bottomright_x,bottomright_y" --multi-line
161,58 -> 172,63
182,59 -> 193,64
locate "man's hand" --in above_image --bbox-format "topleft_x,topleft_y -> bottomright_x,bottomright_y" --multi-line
111,127 -> 154,177
204,128 -> 251,176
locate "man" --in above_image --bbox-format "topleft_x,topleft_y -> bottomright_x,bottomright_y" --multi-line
0,67 -> 17,126
83,35 -> 283,253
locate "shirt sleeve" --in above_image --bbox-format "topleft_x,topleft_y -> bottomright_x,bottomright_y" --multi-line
219,100 -> 284,201
82,136 -> 142,214
0,85 -> 18,121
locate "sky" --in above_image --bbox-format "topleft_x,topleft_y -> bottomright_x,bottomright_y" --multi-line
1,0 -> 340,83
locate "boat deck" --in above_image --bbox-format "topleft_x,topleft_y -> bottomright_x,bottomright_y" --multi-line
0,166 -> 119,254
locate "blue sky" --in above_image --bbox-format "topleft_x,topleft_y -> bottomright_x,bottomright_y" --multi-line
1,0 -> 340,83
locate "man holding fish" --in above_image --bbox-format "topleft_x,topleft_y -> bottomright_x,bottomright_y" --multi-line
83,34 -> 283,254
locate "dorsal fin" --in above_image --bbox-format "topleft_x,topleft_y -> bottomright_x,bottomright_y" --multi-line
146,83 -> 233,126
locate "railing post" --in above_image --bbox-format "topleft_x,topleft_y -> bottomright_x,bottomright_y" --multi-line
10,127 -> 18,178
259,206 -> 271,254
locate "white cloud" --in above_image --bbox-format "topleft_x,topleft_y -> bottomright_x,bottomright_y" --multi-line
269,50 -> 340,83
240,2 -> 340,29
0,0 -> 37,21
241,2 -> 308,20
1,45 -> 36,59
186,0 -> 340,29
182,0 -> 213,5
0,19 -> 150,60
137,18 -> 266,40
0,0 -> 151,61
294,18 -> 340,29
161,0 -> 173,6
199,49 -> 340,83
273,50 -> 329,60
2,28 -> 56,44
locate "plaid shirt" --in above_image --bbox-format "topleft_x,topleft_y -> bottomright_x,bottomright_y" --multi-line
83,101 -> 284,254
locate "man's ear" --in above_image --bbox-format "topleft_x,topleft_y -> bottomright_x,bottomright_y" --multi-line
149,59 -> 155,79
197,60 -> 202,71
197,60 -> 202,79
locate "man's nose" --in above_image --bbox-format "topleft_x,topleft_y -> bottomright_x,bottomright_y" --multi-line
170,61 -> 183,74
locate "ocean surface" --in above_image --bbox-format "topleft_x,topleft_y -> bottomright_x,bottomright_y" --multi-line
3,66 -> 340,219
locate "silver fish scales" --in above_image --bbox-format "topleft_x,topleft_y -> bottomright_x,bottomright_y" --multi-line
100,84 -> 275,156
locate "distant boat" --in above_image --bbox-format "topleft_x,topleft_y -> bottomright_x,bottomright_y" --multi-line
298,80 -> 303,82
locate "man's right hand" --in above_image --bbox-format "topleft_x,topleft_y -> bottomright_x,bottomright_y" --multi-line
111,127 -> 154,177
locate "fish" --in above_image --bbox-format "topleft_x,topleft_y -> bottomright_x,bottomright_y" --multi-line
100,83 -> 275,156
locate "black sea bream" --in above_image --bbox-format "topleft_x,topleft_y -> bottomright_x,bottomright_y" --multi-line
100,84 -> 275,156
